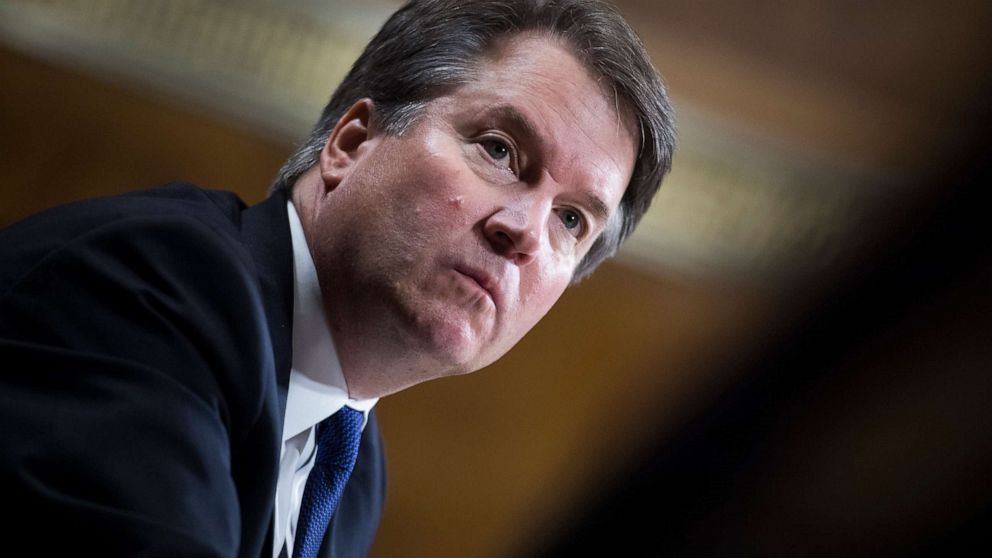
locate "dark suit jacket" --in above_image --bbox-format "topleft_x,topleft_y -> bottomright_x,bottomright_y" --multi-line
0,183 -> 386,557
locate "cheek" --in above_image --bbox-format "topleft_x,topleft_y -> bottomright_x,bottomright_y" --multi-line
517,255 -> 572,320
396,160 -> 477,233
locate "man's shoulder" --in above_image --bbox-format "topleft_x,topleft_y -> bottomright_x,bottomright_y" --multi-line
24,182 -> 245,234
1,182 -> 248,242
0,183 -> 282,422
0,183 -> 254,294
118,181 -> 247,217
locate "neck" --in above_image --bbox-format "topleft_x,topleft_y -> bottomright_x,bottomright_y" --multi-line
328,319 -> 452,399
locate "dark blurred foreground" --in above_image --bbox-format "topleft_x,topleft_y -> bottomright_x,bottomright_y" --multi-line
532,98 -> 992,558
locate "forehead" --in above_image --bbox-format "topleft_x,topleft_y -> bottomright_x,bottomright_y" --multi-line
437,34 -> 638,211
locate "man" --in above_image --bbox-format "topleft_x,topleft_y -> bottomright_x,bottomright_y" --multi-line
0,0 -> 674,557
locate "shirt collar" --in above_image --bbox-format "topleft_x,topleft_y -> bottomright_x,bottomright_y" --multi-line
283,200 -> 377,442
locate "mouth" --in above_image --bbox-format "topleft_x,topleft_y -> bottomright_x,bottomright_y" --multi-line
454,265 -> 499,308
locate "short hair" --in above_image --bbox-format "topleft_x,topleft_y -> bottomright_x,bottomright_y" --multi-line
271,0 -> 675,281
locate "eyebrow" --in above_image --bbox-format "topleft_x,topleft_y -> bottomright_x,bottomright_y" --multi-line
482,104 -> 545,154
481,104 -> 614,228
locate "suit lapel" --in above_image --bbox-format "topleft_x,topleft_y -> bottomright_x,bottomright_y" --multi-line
240,190 -> 295,415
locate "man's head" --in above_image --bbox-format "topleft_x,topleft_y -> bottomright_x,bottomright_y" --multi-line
273,0 -> 675,281
282,0 -> 675,398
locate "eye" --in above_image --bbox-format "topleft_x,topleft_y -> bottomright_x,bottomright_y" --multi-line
476,136 -> 518,175
557,208 -> 585,237
482,139 -> 510,161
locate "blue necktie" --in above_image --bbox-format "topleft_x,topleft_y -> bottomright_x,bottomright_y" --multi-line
292,406 -> 365,558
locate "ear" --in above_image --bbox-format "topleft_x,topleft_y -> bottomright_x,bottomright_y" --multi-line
318,98 -> 377,192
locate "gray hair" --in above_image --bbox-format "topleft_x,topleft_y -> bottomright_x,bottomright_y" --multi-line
271,0 -> 675,281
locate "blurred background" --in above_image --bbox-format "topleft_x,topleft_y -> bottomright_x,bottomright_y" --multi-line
1,1 -> 989,556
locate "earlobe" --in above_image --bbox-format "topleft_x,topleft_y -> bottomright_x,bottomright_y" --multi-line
319,98 -> 376,192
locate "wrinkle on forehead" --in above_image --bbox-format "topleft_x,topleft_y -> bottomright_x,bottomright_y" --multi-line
486,34 -> 637,126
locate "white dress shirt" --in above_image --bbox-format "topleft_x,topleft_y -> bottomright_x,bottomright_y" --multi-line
273,200 -> 378,558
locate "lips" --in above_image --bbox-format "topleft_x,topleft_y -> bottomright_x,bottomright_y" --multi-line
454,264 -> 500,308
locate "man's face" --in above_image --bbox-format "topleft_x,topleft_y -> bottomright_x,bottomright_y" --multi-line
312,35 -> 637,396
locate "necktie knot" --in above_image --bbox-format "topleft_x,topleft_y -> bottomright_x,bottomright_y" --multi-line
292,407 -> 364,558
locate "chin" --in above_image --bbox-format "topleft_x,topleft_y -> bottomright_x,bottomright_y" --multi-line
414,314 -> 489,374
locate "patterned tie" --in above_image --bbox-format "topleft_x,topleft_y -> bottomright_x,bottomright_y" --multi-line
292,406 -> 365,558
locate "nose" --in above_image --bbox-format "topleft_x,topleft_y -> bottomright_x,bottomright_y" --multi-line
482,196 -> 546,266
